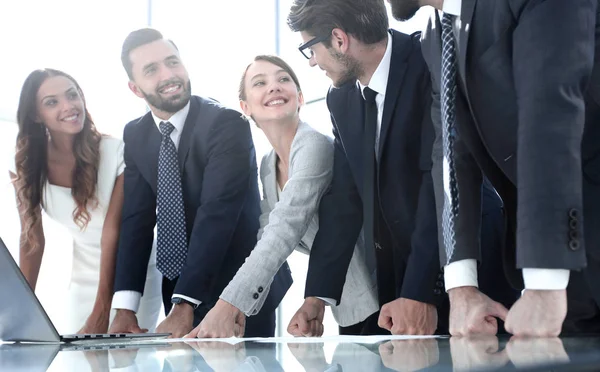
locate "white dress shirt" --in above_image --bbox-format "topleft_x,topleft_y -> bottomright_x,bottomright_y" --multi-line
111,102 -> 202,313
440,0 -> 570,292
358,31 -> 393,159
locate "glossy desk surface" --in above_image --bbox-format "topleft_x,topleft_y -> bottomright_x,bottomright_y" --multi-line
2,335 -> 600,371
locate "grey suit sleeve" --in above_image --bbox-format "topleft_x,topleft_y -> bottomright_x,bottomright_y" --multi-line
509,0 -> 595,269
422,18 -> 482,266
220,131 -> 334,316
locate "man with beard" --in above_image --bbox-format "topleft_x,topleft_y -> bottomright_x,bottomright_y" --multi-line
387,0 -> 600,336
107,28 -> 292,338
285,0 -> 516,336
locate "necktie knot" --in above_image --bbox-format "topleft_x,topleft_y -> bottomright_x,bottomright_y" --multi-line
159,121 -> 175,137
363,87 -> 378,104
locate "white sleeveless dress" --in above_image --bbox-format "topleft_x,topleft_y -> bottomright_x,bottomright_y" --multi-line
11,136 -> 162,333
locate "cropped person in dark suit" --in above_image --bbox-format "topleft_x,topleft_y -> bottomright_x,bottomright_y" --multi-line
286,0 -> 516,336
107,28 -> 292,338
389,0 -> 600,336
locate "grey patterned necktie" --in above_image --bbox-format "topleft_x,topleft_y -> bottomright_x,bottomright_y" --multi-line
157,121 -> 188,280
441,13 -> 459,263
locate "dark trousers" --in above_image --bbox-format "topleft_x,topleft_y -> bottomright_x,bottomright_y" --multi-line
161,276 -> 276,336
339,311 -> 388,335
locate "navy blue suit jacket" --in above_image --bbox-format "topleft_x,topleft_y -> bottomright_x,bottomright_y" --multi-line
114,96 -> 292,314
305,30 -> 512,311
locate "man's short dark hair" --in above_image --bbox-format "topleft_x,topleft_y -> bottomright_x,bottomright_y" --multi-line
121,28 -> 178,80
287,0 -> 389,46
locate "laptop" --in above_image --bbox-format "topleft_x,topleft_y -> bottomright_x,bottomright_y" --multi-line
0,237 -> 170,343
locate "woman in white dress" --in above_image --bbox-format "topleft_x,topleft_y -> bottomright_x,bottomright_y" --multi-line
8,68 -> 162,334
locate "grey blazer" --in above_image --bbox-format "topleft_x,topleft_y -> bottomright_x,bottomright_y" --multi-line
220,121 -> 378,326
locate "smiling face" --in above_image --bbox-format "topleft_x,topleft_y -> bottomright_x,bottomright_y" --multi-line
127,39 -> 191,117
35,75 -> 86,135
240,59 -> 304,127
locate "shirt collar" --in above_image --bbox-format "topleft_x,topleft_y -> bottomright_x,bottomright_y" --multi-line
443,0 -> 462,16
151,100 -> 191,134
358,31 -> 392,99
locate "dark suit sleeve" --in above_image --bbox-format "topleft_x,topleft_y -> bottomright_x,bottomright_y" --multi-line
174,111 -> 256,302
398,68 -> 444,305
114,124 -> 156,293
304,110 -> 363,304
421,17 -> 483,267
509,0 -> 595,268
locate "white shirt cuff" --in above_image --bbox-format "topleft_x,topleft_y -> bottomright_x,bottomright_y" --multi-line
317,297 -> 336,306
444,259 -> 479,291
112,291 -> 142,312
522,269 -> 570,290
172,294 -> 201,306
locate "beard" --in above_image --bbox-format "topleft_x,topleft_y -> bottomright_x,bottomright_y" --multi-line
329,50 -> 363,88
388,0 -> 420,21
142,79 -> 192,114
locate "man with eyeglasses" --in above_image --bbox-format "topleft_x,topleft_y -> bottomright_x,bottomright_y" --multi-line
286,0 -> 517,336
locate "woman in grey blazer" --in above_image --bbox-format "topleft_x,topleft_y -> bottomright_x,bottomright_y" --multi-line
186,55 -> 378,338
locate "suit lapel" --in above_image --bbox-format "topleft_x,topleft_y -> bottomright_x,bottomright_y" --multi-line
378,30 -> 408,161
458,0 -> 476,90
177,97 -> 199,172
140,114 -> 161,193
263,151 -> 278,209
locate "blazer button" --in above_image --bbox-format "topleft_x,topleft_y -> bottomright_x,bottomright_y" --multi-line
437,273 -> 444,280
569,208 -> 578,219
569,230 -> 578,240
436,281 -> 444,288
433,289 -> 442,295
253,293 -> 259,300
258,286 -> 264,293
569,219 -> 578,230
569,240 -> 580,251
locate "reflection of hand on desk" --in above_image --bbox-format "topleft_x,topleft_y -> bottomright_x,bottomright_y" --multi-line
186,340 -> 247,372
82,349 -> 109,372
379,339 -> 439,371
506,337 -> 569,368
162,343 -> 196,372
108,347 -> 139,369
450,336 -> 509,371
288,342 -> 330,372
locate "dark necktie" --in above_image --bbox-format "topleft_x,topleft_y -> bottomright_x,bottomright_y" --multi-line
157,121 -> 188,280
441,13 -> 459,262
363,87 -> 378,258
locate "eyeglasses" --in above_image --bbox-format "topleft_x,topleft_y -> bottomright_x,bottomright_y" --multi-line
298,34 -> 331,59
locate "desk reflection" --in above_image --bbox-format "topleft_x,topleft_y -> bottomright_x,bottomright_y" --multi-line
2,335 -> 600,371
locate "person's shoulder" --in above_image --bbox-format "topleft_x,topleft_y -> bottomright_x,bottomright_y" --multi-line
296,122 -> 332,148
99,135 -> 124,151
292,122 -> 333,163
123,112 -> 152,138
193,95 -> 245,122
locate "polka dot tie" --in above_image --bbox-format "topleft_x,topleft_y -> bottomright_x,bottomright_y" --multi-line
157,121 -> 188,280
441,13 -> 459,263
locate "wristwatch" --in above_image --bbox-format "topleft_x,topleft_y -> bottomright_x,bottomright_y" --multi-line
171,297 -> 199,309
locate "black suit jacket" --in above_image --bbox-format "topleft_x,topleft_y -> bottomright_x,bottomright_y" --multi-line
114,96 -> 292,313
422,1 -> 600,281
304,30 -> 445,306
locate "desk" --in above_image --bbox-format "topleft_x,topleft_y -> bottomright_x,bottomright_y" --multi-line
2,336 -> 600,371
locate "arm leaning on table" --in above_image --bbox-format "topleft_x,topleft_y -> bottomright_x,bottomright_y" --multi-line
187,125 -> 334,338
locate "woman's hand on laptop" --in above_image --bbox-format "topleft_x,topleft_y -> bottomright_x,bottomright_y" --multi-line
108,309 -> 148,334
78,310 -> 110,334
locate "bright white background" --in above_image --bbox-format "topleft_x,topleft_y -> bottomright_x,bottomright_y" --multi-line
0,0 -> 431,369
